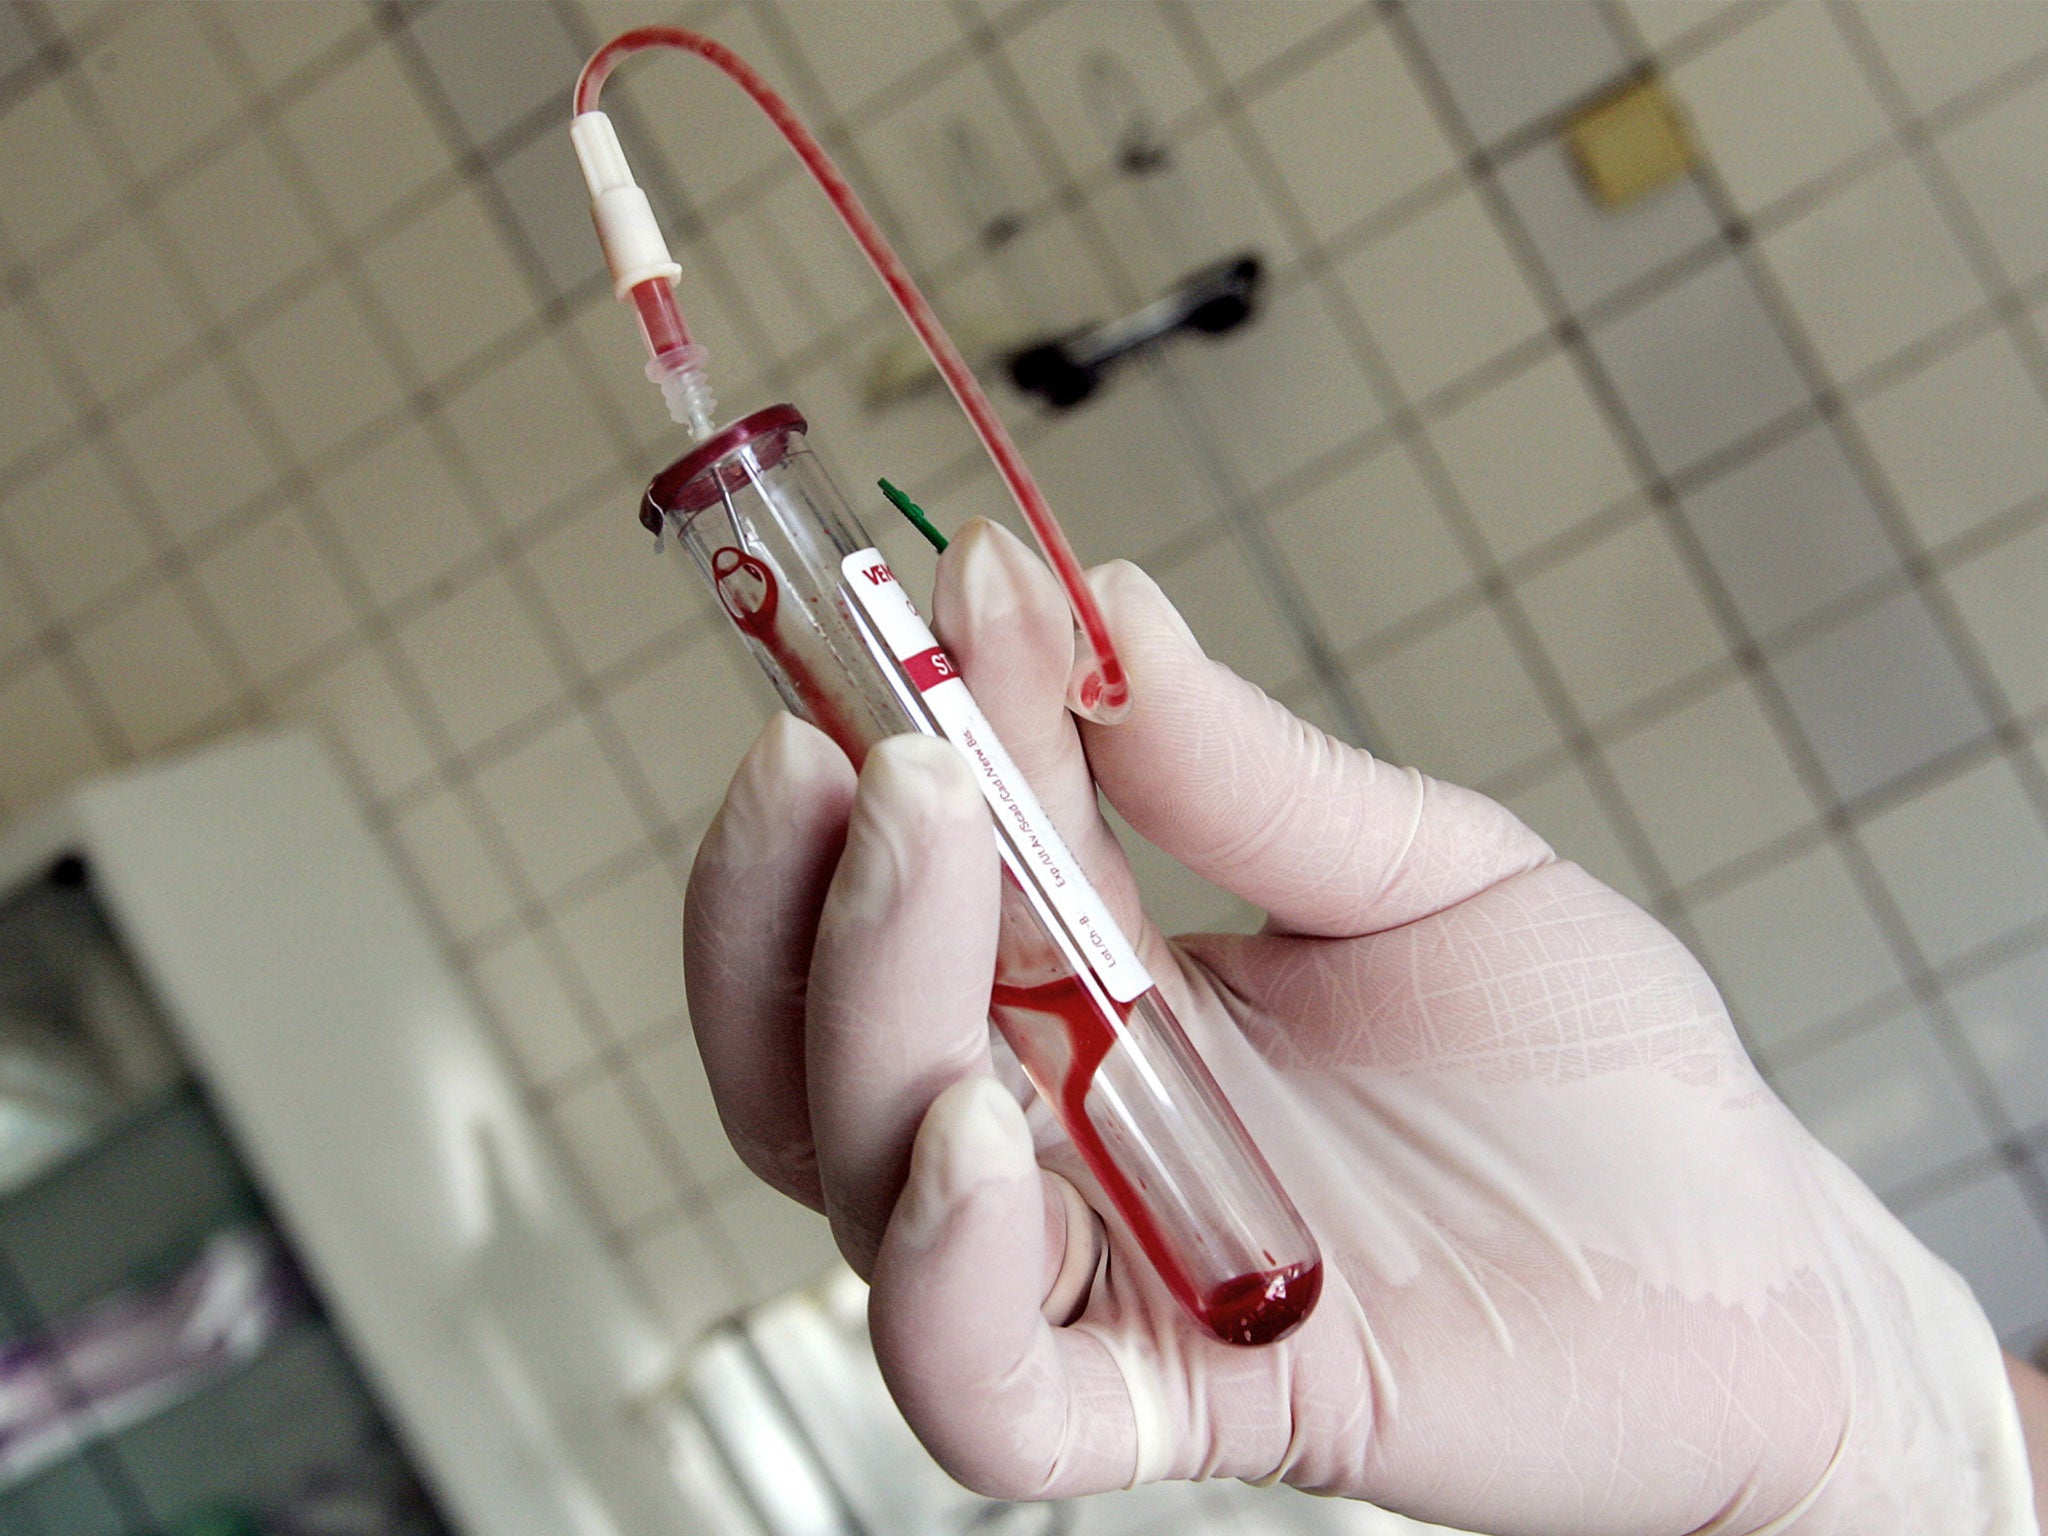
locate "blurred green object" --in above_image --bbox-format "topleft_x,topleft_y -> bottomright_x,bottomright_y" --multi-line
169,1508 -> 262,1536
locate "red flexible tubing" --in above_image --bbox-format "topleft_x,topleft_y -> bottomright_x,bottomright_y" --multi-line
576,27 -> 1129,722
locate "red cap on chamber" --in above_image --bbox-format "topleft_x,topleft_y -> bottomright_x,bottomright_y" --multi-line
640,403 -> 808,531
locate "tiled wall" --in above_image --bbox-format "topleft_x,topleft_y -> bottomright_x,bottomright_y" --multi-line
3,0 -> 2047,1464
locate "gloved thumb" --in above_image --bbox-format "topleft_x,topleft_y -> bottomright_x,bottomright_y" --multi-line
868,1076 -> 1135,1500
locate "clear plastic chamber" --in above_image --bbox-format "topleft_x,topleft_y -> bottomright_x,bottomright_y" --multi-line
644,407 -> 1321,1345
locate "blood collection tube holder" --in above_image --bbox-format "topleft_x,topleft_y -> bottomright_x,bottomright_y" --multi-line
644,406 -> 1321,1347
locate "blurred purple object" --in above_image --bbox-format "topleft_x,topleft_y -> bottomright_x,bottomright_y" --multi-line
0,1226 -> 303,1484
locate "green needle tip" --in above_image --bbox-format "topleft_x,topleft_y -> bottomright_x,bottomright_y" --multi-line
879,477 -> 947,552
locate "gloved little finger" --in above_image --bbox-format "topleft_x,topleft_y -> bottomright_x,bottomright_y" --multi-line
684,713 -> 856,1207
869,1076 -> 1136,1501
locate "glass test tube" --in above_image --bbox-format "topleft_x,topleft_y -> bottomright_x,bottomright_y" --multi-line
645,406 -> 1321,1345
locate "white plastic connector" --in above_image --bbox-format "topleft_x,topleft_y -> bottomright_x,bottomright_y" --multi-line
570,111 -> 683,300
649,344 -> 717,435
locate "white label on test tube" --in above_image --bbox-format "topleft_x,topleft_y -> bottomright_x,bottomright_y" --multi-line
842,548 -> 1154,1004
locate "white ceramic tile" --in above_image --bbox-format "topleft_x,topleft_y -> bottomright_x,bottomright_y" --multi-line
1267,442 -> 1474,656
238,275 -> 408,465
1854,328 -> 2048,552
33,0 -> 116,41
1141,116 -> 1305,281
1515,511 -> 1726,725
1944,517 -> 2048,719
208,0 -> 367,91
1182,274 -> 1390,495
780,0 -> 970,126
0,660 -> 109,817
1181,1 -> 1366,92
1338,187 -> 1550,405
1771,1009 -> 1992,1194
1622,0 -> 1771,57
707,175 -> 890,360
1678,419 -> 1898,640
1494,758 -> 1652,907
1587,254 -> 1810,477
1151,531 -> 1301,693
712,1179 -> 842,1297
523,488 -> 703,679
157,133 -> 326,323
439,333 -> 624,528
1493,132 -> 1723,319
1948,944 -> 2048,1133
488,125 -> 604,306
1670,1 -> 1892,215
79,1 -> 243,181
471,713 -> 652,899
1858,2 -> 2048,120
0,445 -> 156,618
0,559 -> 37,669
393,566 -> 565,754
1242,23 -> 1458,243
1687,837 -> 1907,1054
851,47 -> 1059,276
470,929 -> 605,1090
188,502 -> 358,683
280,38 -> 453,239
69,580 -> 240,752
626,1213 -> 747,1344
110,360 -> 279,546
0,304 -> 78,473
405,0 -> 584,151
603,634 -> 773,826
1761,158 -> 1985,384
1432,350 -> 1638,563
321,421 -> 493,611
1605,671 -> 1817,886
358,185 -> 536,385
270,643 -> 439,805
601,3 -> 798,216
1349,603 -> 1559,788
1016,369 -> 1221,566
0,74 -> 121,257
781,320 -> 987,520
384,787 -> 523,946
547,1073 -> 682,1231
1770,586 -> 1991,802
632,1026 -> 755,1197
668,240 -> 776,410
1899,1170 -> 2048,1350
1005,0 -> 1209,176
1939,73 -> 2048,288
1406,0 -> 1628,146
0,0 -> 36,80
554,859 -> 686,1043
37,219 -> 198,406
1859,755 -> 2048,966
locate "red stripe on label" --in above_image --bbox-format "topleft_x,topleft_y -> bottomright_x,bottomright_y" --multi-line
904,645 -> 957,692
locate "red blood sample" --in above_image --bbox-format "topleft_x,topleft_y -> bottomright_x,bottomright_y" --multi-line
991,970 -> 1320,1346
710,546 -> 865,761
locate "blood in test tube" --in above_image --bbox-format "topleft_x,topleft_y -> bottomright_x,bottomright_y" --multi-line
991,973 -> 1322,1346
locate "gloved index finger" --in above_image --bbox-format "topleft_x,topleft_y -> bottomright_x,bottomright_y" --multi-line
1074,559 -> 1552,940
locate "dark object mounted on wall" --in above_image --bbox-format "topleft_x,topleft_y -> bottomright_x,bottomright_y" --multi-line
1007,252 -> 1263,411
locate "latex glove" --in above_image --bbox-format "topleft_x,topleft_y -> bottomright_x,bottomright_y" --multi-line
684,520 -> 2036,1536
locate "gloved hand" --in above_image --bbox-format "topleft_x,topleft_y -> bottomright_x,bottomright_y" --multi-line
684,519 -> 2036,1536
